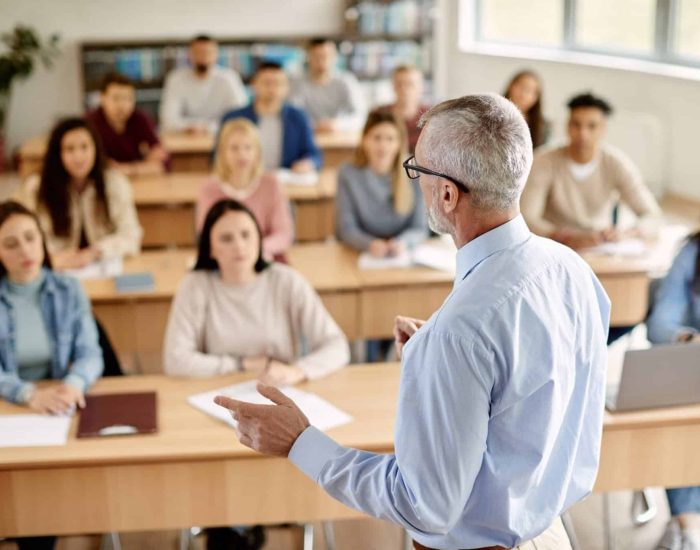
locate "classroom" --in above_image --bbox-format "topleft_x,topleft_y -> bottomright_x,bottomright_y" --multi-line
1,1 -> 699,549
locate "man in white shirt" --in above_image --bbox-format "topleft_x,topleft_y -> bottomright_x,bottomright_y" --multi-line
289,38 -> 365,132
159,35 -> 247,134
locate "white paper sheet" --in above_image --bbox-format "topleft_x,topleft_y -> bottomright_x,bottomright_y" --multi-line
412,242 -> 457,274
585,238 -> 648,257
188,380 -> 353,432
0,415 -> 71,447
275,169 -> 319,187
63,257 -> 123,280
358,250 -> 413,270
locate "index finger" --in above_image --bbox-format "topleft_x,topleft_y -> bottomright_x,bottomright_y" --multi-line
214,395 -> 257,416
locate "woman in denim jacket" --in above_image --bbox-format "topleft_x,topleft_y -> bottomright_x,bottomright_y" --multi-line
647,231 -> 700,550
0,200 -> 103,413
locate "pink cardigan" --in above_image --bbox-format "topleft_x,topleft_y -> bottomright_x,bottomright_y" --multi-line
196,172 -> 294,258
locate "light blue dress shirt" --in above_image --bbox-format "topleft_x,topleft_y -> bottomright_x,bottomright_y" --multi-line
289,215 -> 610,549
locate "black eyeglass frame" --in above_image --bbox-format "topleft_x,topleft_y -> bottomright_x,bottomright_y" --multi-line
402,155 -> 470,194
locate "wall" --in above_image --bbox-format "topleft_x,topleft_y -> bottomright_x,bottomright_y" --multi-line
445,1 -> 700,200
1,0 -> 344,151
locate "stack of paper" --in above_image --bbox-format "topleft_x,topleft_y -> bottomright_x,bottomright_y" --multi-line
64,257 -> 123,280
188,380 -> 353,432
587,239 -> 648,257
0,415 -> 71,448
412,241 -> 457,274
358,250 -> 413,270
275,169 -> 319,187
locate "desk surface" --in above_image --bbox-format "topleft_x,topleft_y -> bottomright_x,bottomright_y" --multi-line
20,130 -> 361,159
131,168 -> 337,205
0,364 -> 399,470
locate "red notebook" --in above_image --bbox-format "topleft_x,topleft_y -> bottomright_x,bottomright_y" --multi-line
77,392 -> 158,438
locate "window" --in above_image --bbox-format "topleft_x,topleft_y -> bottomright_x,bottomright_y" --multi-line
471,0 -> 700,69
676,0 -> 700,60
576,0 -> 656,55
479,0 -> 562,47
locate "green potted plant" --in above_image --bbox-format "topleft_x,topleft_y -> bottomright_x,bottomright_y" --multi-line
0,25 -> 60,171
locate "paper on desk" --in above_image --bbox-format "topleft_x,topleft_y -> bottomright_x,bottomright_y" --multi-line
586,239 -> 648,257
63,257 -> 123,280
0,415 -> 71,447
188,380 -> 353,432
358,250 -> 413,269
275,169 -> 319,187
412,241 -> 457,274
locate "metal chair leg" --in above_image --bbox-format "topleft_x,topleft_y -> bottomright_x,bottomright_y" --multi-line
100,533 -> 122,550
603,493 -> 615,550
561,511 -> 581,550
303,523 -> 315,550
631,488 -> 658,526
322,521 -> 336,550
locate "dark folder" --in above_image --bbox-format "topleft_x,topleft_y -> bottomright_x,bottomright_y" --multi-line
77,392 -> 158,438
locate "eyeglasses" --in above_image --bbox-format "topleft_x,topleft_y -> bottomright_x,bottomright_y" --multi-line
402,155 -> 470,194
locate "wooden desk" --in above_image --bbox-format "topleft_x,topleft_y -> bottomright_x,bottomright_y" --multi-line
0,365 -> 399,537
131,169 -> 338,246
19,130 -> 360,178
2,364 -> 700,537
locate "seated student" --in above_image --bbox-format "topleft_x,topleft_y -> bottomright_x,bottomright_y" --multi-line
336,109 -> 427,257
521,92 -> 662,250
289,37 -> 364,132
14,118 -> 143,271
647,231 -> 700,550
219,62 -> 321,173
196,118 -> 293,261
0,202 -> 103,550
86,72 -> 168,176
376,65 -> 431,154
160,34 -> 247,134
164,198 -> 349,383
503,69 -> 550,149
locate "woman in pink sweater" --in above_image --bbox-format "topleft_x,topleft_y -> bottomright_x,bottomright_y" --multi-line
197,118 -> 294,261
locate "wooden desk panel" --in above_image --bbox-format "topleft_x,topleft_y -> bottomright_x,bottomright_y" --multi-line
131,170 -> 338,246
2,366 -> 700,537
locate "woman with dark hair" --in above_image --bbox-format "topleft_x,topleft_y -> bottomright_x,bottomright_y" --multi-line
163,198 -> 348,384
335,109 -> 427,258
14,117 -> 142,271
647,231 -> 700,550
503,70 -> 550,148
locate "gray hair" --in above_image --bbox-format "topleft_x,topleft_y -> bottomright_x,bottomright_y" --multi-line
418,94 -> 533,211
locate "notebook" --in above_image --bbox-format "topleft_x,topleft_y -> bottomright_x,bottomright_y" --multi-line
77,392 -> 158,438
114,272 -> 155,293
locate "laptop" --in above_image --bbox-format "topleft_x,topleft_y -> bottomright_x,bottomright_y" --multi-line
606,343 -> 700,412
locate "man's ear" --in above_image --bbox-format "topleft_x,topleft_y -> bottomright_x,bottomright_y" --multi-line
441,181 -> 461,214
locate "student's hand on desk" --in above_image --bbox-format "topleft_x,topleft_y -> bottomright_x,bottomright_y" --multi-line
394,315 -> 426,359
316,119 -> 335,133
553,229 -> 603,250
290,159 -> 316,174
214,383 -> 310,457
387,239 -> 406,256
369,239 -> 390,258
27,385 -> 81,415
258,361 -> 306,386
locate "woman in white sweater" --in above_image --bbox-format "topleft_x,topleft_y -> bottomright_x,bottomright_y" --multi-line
163,198 -> 349,386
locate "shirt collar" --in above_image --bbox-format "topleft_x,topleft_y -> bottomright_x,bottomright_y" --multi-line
455,215 -> 531,283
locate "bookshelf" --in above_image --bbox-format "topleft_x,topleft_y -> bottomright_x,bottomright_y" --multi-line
79,0 -> 435,121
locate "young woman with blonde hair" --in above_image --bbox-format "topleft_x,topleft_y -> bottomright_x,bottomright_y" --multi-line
196,118 -> 293,261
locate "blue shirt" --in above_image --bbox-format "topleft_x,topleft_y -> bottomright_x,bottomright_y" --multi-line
0,269 -> 104,404
290,215 -> 610,548
218,103 -> 322,170
647,237 -> 700,344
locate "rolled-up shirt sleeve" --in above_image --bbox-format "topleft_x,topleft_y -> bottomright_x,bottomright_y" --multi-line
289,328 -> 491,535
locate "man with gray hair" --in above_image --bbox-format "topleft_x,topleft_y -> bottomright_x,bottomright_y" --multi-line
214,94 -> 611,550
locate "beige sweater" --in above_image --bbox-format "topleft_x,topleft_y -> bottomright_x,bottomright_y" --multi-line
163,264 -> 350,380
14,170 -> 143,258
521,145 -> 662,236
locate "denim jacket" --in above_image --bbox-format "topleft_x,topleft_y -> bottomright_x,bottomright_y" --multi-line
647,238 -> 700,344
0,269 -> 103,404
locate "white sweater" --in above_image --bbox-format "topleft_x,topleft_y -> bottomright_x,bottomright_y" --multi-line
163,264 -> 349,380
